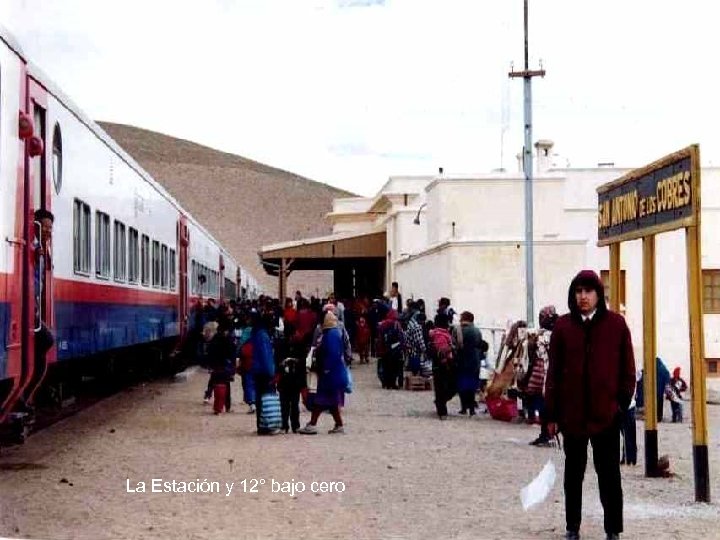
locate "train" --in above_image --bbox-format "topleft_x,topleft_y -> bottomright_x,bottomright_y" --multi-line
0,25 -> 261,441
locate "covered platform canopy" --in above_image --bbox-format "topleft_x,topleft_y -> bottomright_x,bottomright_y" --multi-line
259,230 -> 387,300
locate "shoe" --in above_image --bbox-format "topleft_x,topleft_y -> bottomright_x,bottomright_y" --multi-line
247,405 -> 255,414
203,398 -> 210,404
606,534 -> 619,540
328,425 -> 345,434
530,436 -> 552,447
469,410 -> 476,417
459,409 -> 467,415
297,424 -> 318,435
565,532 -> 580,540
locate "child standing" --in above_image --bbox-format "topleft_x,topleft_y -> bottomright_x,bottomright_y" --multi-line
668,367 -> 688,423
355,315 -> 371,364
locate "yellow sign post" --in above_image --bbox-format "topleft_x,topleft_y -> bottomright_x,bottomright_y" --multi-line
597,144 -> 710,502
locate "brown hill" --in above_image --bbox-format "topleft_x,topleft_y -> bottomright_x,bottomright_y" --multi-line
97,122 -> 353,297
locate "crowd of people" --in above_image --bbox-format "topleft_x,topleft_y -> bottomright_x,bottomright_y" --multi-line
179,271 -> 692,539
181,282 -> 494,433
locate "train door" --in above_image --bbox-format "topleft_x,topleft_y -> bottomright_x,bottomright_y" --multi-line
23,78 -> 53,406
178,217 -> 189,337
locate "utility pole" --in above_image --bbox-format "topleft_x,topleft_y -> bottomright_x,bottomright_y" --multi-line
509,0 -> 545,327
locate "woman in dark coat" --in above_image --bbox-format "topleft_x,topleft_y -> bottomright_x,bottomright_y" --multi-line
454,311 -> 483,416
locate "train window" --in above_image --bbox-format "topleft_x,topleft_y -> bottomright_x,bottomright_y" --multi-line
161,244 -> 168,289
169,249 -> 177,290
113,221 -> 126,282
152,241 -> 160,288
52,123 -> 63,194
73,199 -> 91,274
141,235 -> 150,286
128,228 -> 139,283
95,212 -> 111,279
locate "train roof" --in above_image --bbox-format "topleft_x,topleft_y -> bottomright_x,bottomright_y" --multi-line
0,23 -> 241,272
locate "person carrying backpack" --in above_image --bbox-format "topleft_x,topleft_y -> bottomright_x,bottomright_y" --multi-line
429,313 -> 456,418
378,310 -> 405,389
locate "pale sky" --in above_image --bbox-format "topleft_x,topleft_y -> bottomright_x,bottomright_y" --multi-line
2,0 -> 719,196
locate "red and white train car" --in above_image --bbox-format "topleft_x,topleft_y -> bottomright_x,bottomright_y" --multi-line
0,25 -> 255,433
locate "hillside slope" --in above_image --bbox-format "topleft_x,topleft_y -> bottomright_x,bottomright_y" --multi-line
98,122 -> 352,296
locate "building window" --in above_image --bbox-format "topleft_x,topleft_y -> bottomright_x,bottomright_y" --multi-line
600,270 -> 626,311
73,199 -> 91,274
141,234 -> 150,286
708,359 -> 719,378
169,248 -> 177,290
128,228 -> 139,283
702,270 -> 720,314
95,211 -> 111,279
152,240 -> 160,288
52,123 -> 63,194
113,220 -> 126,282
161,244 -> 169,289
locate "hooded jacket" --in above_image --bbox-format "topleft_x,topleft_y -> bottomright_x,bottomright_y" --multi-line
544,270 -> 636,436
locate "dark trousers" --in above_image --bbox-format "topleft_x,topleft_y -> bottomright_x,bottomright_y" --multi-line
433,371 -> 449,417
563,424 -> 623,535
620,408 -> 637,464
381,354 -> 401,389
459,390 -> 476,414
671,400 -> 683,423
433,367 -> 456,417
280,388 -> 301,432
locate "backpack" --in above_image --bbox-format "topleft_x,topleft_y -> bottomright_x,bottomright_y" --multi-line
431,329 -> 454,364
382,323 -> 402,352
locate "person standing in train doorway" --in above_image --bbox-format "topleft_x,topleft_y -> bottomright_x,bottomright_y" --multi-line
545,270 -> 636,540
24,209 -> 56,409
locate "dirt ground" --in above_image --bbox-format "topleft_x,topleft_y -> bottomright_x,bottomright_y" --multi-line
0,361 -> 719,540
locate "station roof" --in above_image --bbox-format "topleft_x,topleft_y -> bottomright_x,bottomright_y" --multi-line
259,230 -> 386,275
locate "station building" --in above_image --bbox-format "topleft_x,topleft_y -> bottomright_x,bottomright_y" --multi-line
260,141 -> 720,398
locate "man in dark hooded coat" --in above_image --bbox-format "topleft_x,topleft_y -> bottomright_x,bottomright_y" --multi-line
545,270 -> 636,540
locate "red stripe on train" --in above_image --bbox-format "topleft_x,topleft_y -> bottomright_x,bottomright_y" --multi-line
54,278 -> 178,306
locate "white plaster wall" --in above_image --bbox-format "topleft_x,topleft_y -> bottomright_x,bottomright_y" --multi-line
393,210 -> 426,258
331,219 -> 376,234
446,241 -> 586,328
425,177 -> 568,246
394,247 -> 453,310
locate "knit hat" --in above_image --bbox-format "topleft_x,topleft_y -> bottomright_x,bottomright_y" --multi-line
322,310 -> 338,329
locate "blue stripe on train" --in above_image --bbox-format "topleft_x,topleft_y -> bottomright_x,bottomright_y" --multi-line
0,302 -> 8,379
54,302 -> 179,361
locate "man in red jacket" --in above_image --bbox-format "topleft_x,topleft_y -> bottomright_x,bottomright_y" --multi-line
546,270 -> 636,540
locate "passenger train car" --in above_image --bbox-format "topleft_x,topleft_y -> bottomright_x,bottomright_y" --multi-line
0,25 -> 259,436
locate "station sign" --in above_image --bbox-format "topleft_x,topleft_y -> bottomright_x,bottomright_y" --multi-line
597,145 -> 699,246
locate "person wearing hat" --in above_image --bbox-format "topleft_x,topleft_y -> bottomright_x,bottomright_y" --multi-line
545,270 -> 637,540
298,311 -> 349,434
